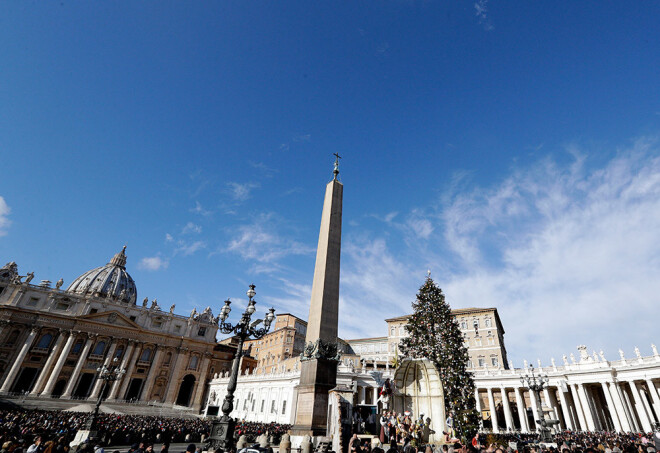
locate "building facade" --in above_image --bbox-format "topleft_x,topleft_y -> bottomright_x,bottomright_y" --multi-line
0,249 -> 229,412
243,313 -> 307,375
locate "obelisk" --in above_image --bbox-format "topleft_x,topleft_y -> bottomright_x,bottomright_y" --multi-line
292,154 -> 343,438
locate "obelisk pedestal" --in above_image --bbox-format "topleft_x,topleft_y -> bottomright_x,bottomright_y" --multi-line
291,160 -> 343,442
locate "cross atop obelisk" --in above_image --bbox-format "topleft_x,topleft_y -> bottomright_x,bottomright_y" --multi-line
292,155 -> 343,438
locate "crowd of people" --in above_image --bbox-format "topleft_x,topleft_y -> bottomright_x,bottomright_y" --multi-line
0,409 -> 289,450
376,411 -> 434,448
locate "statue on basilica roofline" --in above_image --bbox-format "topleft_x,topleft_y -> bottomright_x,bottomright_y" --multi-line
0,262 -> 19,281
25,272 -> 35,284
143,297 -> 149,307
55,278 -> 64,290
150,299 -> 160,310
170,304 -> 175,314
190,307 -> 197,319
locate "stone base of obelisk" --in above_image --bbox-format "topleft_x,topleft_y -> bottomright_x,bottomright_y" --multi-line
290,358 -> 338,443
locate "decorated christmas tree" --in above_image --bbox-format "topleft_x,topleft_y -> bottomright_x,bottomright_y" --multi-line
399,275 -> 481,439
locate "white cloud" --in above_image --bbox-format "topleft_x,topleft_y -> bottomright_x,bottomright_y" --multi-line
227,182 -> 259,203
190,201 -> 212,216
225,213 -> 314,267
175,240 -> 207,256
343,138 -> 660,365
165,233 -> 174,242
181,222 -> 202,235
474,0 -> 494,31
138,256 -> 169,271
0,196 -> 10,236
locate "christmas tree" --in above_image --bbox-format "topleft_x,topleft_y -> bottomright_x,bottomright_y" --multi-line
399,275 -> 481,439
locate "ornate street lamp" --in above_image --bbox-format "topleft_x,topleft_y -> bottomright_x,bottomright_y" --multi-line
520,365 -> 553,442
85,357 -> 126,435
207,284 -> 276,452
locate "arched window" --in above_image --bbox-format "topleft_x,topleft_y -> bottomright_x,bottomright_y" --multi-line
72,340 -> 83,354
189,355 -> 199,370
140,348 -> 152,362
92,341 -> 106,356
36,333 -> 53,349
115,347 -> 124,359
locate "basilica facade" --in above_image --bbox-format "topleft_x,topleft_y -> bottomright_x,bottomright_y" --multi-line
0,248 -> 232,412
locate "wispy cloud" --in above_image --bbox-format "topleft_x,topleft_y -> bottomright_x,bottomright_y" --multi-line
292,134 -> 311,143
138,255 -> 169,271
224,213 -> 314,269
175,240 -> 207,256
227,182 -> 259,203
190,201 -> 212,216
474,0 -> 494,31
181,222 -> 202,235
165,233 -> 174,243
0,196 -> 11,237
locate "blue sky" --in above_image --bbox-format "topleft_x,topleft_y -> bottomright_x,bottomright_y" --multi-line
1,1 -> 660,366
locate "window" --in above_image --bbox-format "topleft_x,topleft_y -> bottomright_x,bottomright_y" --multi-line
152,320 -> 162,329
198,327 -> 207,336
140,348 -> 152,362
461,321 -> 467,329
1,330 -> 20,348
72,340 -> 83,354
271,400 -> 276,414
189,355 -> 199,370
390,327 -> 395,336
251,400 -> 255,411
491,357 -> 499,367
485,318 -> 492,327
55,302 -> 70,311
92,341 -> 106,356
475,338 -> 482,347
90,308 -> 98,314
467,360 -> 473,368
174,325 -> 182,333
261,400 -> 265,413
399,326 -> 405,335
164,352 -> 172,365
488,337 -> 495,346
473,319 -> 479,329
115,347 -> 124,359
243,400 -> 248,410
478,357 -> 486,367
282,400 -> 287,415
36,333 -> 53,349
26,297 -> 39,307
129,316 -> 137,322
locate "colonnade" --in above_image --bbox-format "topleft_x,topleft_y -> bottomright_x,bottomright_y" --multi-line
476,378 -> 660,433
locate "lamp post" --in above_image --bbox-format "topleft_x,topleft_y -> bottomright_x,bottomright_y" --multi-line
206,284 -> 276,453
85,357 -> 126,436
520,365 -> 552,443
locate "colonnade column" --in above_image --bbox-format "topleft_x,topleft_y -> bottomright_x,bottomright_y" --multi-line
41,331 -> 77,397
140,346 -> 163,401
608,382 -> 632,432
0,326 -> 39,394
116,342 -> 143,401
486,387 -> 499,433
372,387 -> 379,407
629,380 -> 653,432
165,348 -> 189,405
88,341 -> 118,399
557,388 -> 574,430
570,384 -> 587,430
61,334 -> 96,398
501,387 -> 514,431
646,380 -> 660,424
359,386 -> 366,405
528,389 -> 541,430
475,389 -> 482,429
192,353 -> 212,411
600,382 -> 623,432
542,388 -> 559,429
514,387 -> 529,432
29,330 -> 67,395
161,347 -> 181,403
577,384 -> 597,431
106,341 -> 135,401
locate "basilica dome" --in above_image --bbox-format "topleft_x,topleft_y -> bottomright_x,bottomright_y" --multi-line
67,246 -> 137,304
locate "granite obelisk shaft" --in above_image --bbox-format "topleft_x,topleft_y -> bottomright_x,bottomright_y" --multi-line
292,177 -> 343,436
